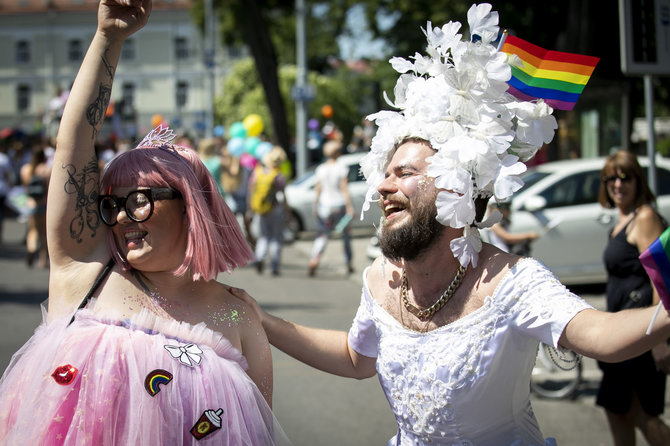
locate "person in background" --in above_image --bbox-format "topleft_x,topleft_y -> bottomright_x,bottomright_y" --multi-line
308,139 -> 355,276
486,201 -> 539,256
20,141 -> 51,267
248,146 -> 288,276
0,1 -> 288,443
596,150 -> 670,446
229,5 -> 670,444
0,143 -> 14,245
197,137 -> 225,197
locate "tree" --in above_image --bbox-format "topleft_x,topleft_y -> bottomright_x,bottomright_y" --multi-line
192,0 -> 352,151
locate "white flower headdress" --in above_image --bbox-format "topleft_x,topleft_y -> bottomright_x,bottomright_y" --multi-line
360,2 -> 558,268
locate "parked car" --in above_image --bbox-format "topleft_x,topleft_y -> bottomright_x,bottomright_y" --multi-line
366,156 -> 670,286
284,152 -> 383,240
502,156 -> 670,285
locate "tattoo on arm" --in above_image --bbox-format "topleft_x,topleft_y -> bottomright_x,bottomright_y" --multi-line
101,48 -> 115,79
85,84 -> 111,140
63,158 -> 101,243
85,50 -> 115,140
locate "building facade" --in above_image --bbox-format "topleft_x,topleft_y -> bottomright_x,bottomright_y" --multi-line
0,0 -> 235,142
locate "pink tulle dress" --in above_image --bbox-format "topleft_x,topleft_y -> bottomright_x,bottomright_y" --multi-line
0,303 -> 290,445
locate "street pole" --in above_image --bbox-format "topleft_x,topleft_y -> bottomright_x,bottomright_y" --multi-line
204,0 -> 215,138
644,74 -> 657,194
295,0 -> 307,178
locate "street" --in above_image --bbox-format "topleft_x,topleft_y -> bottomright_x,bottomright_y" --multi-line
1,217 -> 668,445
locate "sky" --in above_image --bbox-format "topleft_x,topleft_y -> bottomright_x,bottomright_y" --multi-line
336,4 -> 397,60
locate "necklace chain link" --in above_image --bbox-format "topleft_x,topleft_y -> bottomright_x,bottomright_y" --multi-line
401,265 -> 466,320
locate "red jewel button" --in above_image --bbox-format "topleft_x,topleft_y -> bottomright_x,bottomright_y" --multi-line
51,364 -> 78,385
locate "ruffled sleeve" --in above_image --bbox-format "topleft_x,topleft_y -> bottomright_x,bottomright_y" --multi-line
347,268 -> 379,358
502,259 -> 593,348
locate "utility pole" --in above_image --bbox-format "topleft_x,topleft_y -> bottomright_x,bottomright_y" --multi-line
293,0 -> 314,178
204,0 -> 216,138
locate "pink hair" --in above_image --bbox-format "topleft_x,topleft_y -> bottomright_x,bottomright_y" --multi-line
100,144 -> 253,281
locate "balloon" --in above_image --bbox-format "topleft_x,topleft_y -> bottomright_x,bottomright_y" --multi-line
213,125 -> 225,137
240,153 -> 258,169
244,137 -> 261,156
227,137 -> 245,157
229,121 -> 247,139
255,141 -> 273,159
243,114 -> 264,137
308,118 -> 319,130
321,104 -> 333,119
151,114 -> 164,128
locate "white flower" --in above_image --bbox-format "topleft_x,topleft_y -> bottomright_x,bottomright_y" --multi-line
360,2 -> 557,267
451,226 -> 483,267
467,3 -> 499,42
512,100 -> 558,147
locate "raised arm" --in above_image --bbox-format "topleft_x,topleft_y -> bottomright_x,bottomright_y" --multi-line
48,0 -> 151,268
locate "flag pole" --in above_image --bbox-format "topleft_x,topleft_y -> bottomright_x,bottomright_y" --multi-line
497,29 -> 508,51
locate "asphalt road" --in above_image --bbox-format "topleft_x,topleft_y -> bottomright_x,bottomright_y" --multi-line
1,217 -> 669,445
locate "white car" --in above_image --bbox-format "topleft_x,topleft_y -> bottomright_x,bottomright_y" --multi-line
503,156 -> 670,285
284,152 -> 382,239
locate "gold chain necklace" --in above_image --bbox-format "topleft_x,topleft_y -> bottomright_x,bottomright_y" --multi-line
401,265 -> 466,320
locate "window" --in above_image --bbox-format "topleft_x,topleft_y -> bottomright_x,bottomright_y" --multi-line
17,84 -> 30,112
176,81 -> 188,108
16,40 -> 30,64
121,39 -> 136,61
175,37 -> 189,60
68,39 -> 83,62
121,83 -> 135,108
539,170 -> 602,208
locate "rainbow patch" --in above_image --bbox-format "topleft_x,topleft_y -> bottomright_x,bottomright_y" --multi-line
501,35 -> 599,111
144,369 -> 173,397
640,227 -> 670,310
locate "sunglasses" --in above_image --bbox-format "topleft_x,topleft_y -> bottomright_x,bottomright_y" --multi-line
98,188 -> 182,226
602,173 -> 632,185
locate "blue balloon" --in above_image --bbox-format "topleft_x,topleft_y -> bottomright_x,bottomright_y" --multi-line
229,121 -> 247,139
255,141 -> 273,159
213,125 -> 225,137
227,137 -> 245,157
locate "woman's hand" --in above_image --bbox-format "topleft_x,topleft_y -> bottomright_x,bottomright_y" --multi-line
97,0 -> 152,41
227,286 -> 266,325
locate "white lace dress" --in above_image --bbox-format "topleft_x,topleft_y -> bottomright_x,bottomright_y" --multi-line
348,258 -> 593,446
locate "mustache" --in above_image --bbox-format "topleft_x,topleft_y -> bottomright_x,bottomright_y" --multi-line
378,193 -> 410,209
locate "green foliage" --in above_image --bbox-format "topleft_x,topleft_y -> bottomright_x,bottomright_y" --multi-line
216,58 -> 380,143
658,138 -> 670,157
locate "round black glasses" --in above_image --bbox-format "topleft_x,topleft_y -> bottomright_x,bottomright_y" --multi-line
98,188 -> 182,226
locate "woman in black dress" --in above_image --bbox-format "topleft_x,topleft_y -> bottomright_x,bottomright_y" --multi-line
597,150 -> 670,445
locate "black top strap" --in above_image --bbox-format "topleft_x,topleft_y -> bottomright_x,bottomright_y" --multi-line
68,258 -> 115,326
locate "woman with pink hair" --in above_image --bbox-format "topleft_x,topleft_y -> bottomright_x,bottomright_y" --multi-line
0,1 -> 288,444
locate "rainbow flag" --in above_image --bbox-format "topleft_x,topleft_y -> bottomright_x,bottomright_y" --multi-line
500,35 -> 600,111
639,226 -> 670,310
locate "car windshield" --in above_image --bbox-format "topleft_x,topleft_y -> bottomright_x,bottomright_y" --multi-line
517,170 -> 551,195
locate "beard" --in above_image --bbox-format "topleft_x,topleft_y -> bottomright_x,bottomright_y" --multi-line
378,193 -> 444,261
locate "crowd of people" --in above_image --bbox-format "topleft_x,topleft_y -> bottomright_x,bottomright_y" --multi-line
1,1 -> 670,445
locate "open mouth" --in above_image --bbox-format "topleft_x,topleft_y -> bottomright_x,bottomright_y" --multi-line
124,230 -> 147,247
383,201 -> 407,219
